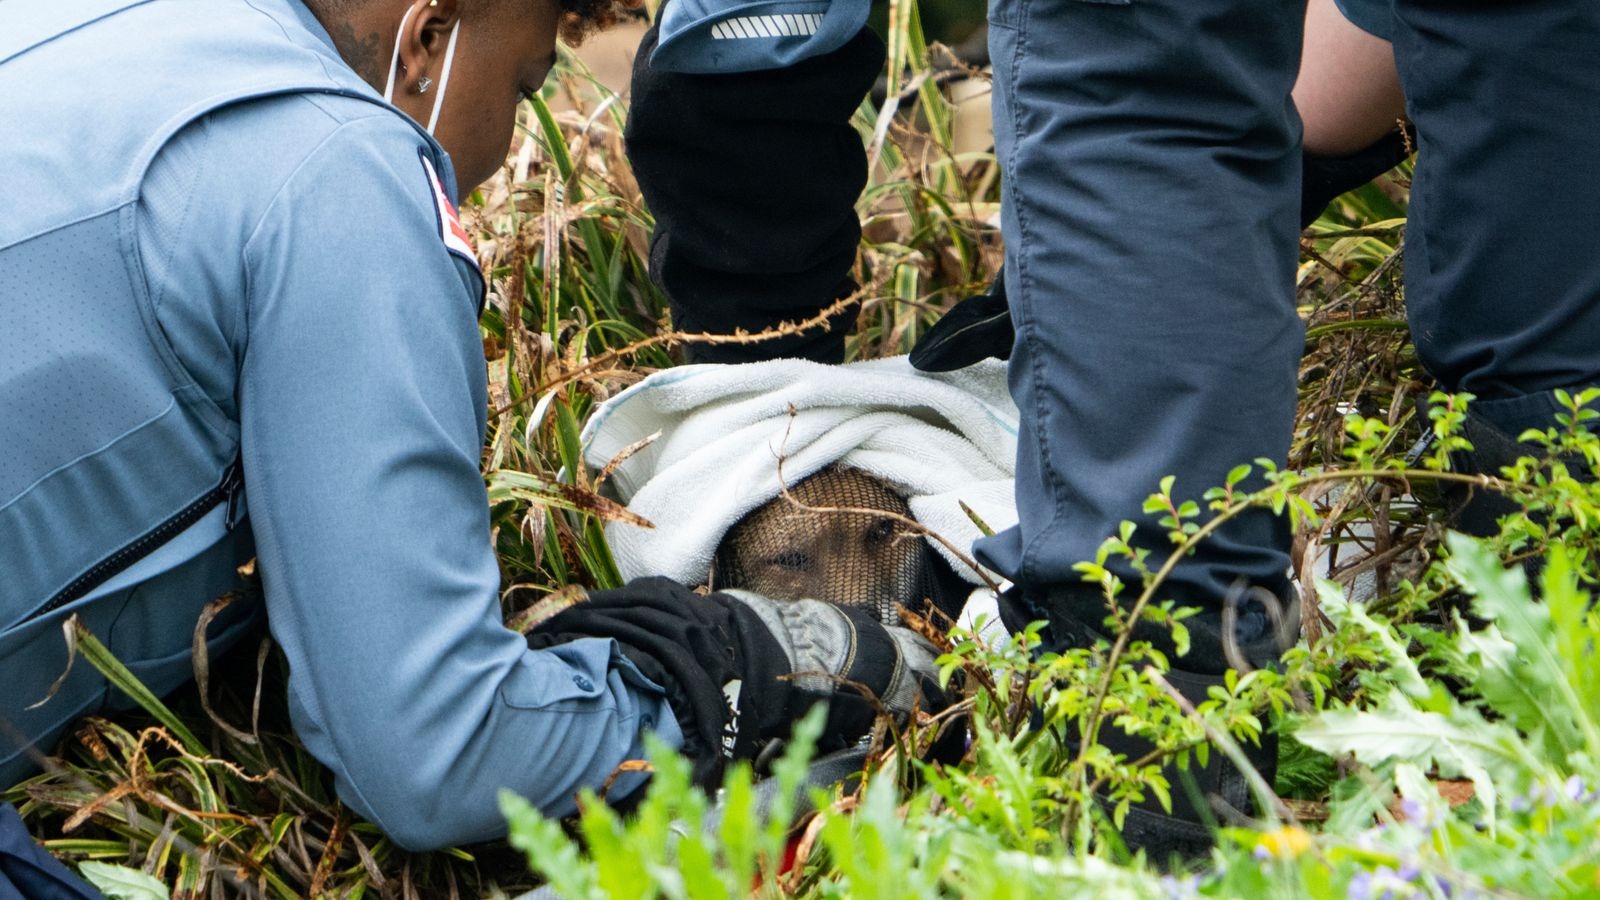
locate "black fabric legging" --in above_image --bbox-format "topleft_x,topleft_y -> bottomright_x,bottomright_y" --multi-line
625,23 -> 884,364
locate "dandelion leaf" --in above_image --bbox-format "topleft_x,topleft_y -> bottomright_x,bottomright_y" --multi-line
1294,695 -> 1525,828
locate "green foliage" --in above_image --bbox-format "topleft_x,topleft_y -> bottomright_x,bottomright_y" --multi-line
1251,533 -> 1600,898
491,396 -> 1600,898
503,709 -> 826,899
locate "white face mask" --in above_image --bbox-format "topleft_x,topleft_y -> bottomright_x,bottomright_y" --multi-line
381,1 -> 463,135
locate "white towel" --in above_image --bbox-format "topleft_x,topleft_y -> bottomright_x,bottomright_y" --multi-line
581,356 -> 1020,587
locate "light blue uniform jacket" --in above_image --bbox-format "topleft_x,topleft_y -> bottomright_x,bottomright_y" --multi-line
0,0 -> 678,850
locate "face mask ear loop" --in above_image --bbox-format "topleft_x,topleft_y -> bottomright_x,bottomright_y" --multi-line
425,19 -> 462,134
380,2 -> 421,103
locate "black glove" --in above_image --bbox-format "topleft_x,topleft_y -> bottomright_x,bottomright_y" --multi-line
909,127 -> 1416,374
527,577 -> 942,789
625,23 -> 885,364
1300,125 -> 1413,229
907,272 -> 1010,373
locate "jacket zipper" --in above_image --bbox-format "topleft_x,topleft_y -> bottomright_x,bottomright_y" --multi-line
30,459 -> 244,622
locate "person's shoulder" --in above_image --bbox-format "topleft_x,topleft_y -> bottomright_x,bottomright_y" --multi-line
201,92 -> 427,192
136,90 -> 447,350
145,90 -> 437,261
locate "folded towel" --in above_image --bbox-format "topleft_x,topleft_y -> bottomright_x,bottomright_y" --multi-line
581,356 -> 1020,588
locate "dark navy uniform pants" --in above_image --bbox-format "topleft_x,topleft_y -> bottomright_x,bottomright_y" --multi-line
0,803 -> 101,899
976,0 -> 1600,661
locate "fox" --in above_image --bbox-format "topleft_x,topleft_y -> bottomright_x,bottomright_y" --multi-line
711,466 -> 928,625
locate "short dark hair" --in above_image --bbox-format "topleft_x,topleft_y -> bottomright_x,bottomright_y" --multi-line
557,0 -> 642,45
305,0 -> 641,47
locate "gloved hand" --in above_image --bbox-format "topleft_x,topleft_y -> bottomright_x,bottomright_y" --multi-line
1300,124 -> 1413,229
527,577 -> 943,789
909,126 -> 1416,374
906,272 -> 1010,373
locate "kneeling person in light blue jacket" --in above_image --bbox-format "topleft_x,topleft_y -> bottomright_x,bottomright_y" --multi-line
0,0 -> 937,851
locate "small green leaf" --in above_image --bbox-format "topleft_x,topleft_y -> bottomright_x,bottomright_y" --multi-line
1316,582 -> 1428,700
77,862 -> 169,900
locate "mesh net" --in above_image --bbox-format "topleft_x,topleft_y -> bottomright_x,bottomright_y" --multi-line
710,465 -> 943,626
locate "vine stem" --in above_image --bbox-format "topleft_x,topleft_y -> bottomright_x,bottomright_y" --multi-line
1302,318 -> 1409,341
1147,667 -> 1294,827
1065,465 -> 1507,822
491,290 -> 869,419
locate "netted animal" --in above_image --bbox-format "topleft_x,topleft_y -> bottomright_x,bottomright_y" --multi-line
711,465 -> 961,626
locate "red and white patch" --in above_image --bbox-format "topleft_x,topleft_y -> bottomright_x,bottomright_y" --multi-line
420,153 -> 478,267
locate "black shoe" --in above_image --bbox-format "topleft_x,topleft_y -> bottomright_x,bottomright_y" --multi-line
1413,397 -> 1593,544
1107,667 -> 1273,861
998,584 -> 1292,860
1427,406 -> 1536,539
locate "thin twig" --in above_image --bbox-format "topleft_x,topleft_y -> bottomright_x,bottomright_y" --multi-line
491,292 -> 867,418
1070,465 -> 1509,813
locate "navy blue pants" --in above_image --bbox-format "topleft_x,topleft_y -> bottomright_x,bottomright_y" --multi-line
0,803 -> 101,899
977,0 -> 1600,664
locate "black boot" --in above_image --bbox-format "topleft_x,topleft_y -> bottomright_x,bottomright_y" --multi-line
625,24 -> 884,364
1109,667 -> 1273,860
1414,398 -> 1591,541
1434,408 -> 1546,539
998,584 -> 1293,859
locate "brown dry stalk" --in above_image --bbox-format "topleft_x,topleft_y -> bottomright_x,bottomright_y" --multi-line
307,806 -> 349,898
596,759 -> 653,801
591,429 -> 660,492
555,482 -> 654,528
61,781 -> 136,832
506,583 -> 588,634
192,592 -> 258,746
58,731 -> 270,882
491,291 -> 865,418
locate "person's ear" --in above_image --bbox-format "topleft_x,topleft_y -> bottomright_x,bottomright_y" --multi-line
396,0 -> 463,95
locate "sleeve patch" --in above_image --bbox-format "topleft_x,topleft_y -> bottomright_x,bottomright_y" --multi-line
418,151 -> 479,269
